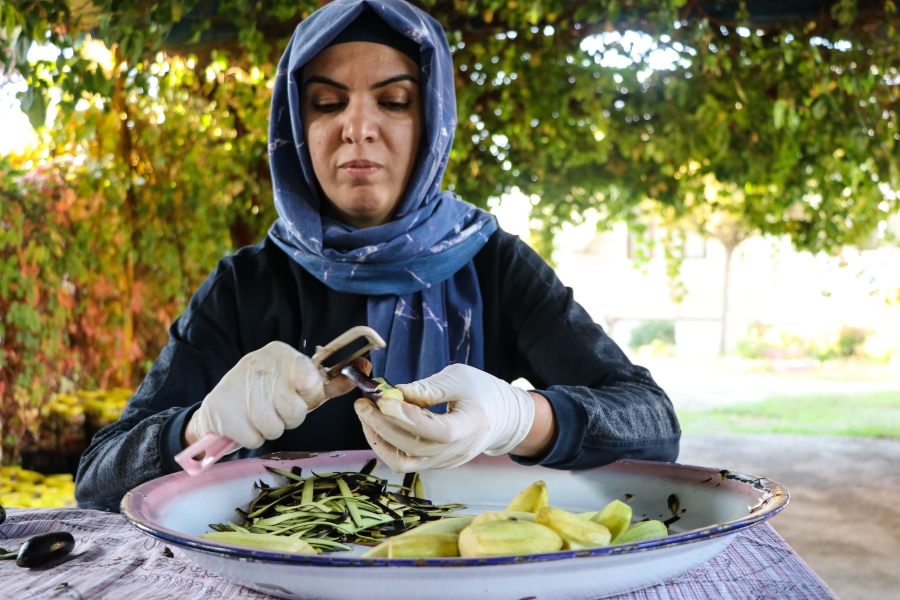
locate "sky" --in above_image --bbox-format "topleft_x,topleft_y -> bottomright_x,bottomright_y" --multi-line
0,42 -> 60,156
0,76 -> 36,156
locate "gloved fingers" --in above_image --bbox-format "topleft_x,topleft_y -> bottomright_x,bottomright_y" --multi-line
359,421 -> 439,473
190,419 -> 243,457
395,375 -> 453,408
322,357 -> 372,400
225,421 -> 267,450
247,398 -> 286,442
355,399 -> 450,457
360,421 -> 480,472
246,372 -> 288,441
284,350 -> 327,409
199,406 -> 266,450
190,382 -> 261,451
272,391 -> 310,430
375,396 -> 485,444
395,363 -> 485,408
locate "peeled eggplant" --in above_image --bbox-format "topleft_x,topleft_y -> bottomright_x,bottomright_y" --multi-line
16,532 -> 75,568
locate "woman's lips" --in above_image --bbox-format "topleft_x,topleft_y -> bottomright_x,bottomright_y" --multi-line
340,160 -> 382,178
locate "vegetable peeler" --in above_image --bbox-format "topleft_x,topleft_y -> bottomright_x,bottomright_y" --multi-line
339,363 -> 403,401
174,326 -> 386,476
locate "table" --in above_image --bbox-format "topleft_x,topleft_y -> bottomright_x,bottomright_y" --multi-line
1,508 -> 836,599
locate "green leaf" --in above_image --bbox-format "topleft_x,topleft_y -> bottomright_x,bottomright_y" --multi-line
526,2 -> 542,24
783,46 -> 794,65
18,86 -> 46,129
812,98 -> 827,120
773,99 -> 788,130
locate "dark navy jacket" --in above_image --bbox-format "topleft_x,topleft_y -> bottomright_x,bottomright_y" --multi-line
75,229 -> 680,512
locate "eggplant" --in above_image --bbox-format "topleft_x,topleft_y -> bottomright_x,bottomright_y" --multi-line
0,502 -> 6,525
15,531 -> 75,568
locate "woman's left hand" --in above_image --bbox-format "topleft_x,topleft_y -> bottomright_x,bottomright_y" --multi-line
353,364 -> 536,472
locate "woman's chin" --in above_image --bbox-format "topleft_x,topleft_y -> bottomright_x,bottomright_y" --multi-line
335,205 -> 393,229
328,191 -> 398,228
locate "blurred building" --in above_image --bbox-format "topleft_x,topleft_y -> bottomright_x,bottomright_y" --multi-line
551,216 -> 900,357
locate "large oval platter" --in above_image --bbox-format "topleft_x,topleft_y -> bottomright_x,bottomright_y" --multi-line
122,450 -> 788,599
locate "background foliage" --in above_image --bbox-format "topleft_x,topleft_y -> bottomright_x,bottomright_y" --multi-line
1,0 -> 898,461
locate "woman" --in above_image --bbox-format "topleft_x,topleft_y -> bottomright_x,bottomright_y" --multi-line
75,0 -> 680,512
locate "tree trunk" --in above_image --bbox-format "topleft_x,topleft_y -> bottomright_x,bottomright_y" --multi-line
113,50 -> 138,386
720,240 -> 737,356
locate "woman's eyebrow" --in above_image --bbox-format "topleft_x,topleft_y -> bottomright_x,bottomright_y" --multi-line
303,73 -> 419,90
371,74 -> 419,89
304,75 -> 349,90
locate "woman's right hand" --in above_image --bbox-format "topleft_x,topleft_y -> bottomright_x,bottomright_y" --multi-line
184,341 -> 361,451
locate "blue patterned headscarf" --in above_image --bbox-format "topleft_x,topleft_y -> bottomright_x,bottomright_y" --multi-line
267,0 -> 497,388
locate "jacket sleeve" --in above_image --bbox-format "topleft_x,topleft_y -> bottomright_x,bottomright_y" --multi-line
500,238 -> 681,470
75,263 -> 243,512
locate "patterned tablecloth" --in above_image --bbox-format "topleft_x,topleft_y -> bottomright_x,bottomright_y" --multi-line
1,508 -> 836,599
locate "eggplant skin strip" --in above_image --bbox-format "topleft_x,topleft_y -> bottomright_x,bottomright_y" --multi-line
208,462 -> 462,552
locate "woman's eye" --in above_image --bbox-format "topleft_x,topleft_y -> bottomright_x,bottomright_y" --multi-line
381,101 -> 411,111
313,102 -> 344,113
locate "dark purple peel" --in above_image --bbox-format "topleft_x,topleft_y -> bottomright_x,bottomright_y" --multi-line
341,365 -> 384,399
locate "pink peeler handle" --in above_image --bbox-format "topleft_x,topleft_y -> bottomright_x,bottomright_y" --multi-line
174,434 -> 239,476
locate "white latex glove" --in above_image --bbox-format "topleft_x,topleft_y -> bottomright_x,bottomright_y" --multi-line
353,363 -> 535,472
188,341 -> 360,451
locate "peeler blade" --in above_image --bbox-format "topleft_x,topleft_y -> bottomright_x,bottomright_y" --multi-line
341,364 -> 382,395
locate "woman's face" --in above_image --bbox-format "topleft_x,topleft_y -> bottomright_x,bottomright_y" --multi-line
301,42 -> 423,229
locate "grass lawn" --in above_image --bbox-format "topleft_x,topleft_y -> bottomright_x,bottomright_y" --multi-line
679,391 -> 900,438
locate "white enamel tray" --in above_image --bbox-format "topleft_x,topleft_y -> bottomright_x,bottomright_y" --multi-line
122,450 -> 788,599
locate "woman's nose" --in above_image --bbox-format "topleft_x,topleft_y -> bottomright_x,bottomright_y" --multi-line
341,99 -> 379,144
